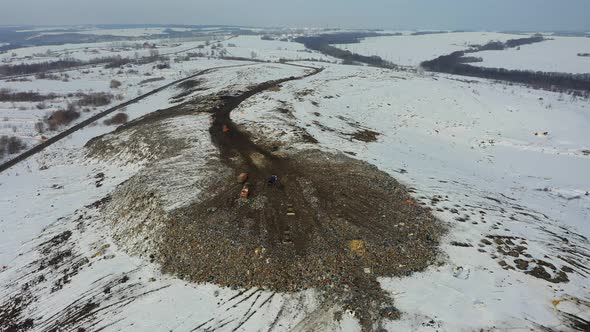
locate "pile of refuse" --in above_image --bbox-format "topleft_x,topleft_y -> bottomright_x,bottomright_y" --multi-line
155,150 -> 444,328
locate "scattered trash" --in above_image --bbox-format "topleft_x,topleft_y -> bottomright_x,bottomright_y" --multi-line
206,207 -> 218,213
402,199 -> 415,205
349,240 -> 366,255
222,124 -> 230,133
364,267 -> 372,274
237,173 -> 249,183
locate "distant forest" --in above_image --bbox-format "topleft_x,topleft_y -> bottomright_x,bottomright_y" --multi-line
421,36 -> 590,95
296,33 -> 589,95
294,33 -> 398,68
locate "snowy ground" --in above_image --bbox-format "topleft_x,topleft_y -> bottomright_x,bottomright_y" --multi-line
223,35 -> 335,62
1,32 -> 589,331
1,35 -> 300,162
471,36 -> 590,74
0,37 -> 213,65
332,32 -> 524,67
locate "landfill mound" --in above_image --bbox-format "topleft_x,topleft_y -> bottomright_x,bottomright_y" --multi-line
156,149 -> 444,328
160,150 -> 442,291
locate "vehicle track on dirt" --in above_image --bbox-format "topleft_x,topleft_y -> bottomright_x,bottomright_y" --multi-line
0,36 -> 237,81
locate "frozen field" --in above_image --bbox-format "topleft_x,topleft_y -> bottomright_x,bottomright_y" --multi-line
332,32 -> 523,66
0,35 -> 315,162
472,36 -> 590,74
223,35 -> 335,62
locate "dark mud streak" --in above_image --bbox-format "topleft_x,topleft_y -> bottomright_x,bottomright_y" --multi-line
227,288 -> 262,310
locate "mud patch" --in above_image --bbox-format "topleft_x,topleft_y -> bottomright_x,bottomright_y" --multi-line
348,129 -> 380,143
480,235 -> 572,283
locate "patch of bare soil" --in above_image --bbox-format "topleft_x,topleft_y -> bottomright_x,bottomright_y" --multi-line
479,235 -> 573,283
349,129 -> 380,142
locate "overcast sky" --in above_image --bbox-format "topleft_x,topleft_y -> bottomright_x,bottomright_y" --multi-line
2,0 -> 589,31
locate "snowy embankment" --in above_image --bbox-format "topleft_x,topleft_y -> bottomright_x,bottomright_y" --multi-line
234,63 -> 590,331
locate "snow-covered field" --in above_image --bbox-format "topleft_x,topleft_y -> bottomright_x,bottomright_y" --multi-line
0,56 -> 229,161
0,37 -> 213,65
18,26 -> 198,39
332,32 -> 524,67
472,36 -> 590,74
224,35 -> 335,62
1,31 -> 589,331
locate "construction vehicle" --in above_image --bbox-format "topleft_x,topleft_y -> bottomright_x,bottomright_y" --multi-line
282,229 -> 292,244
286,204 -> 295,216
240,183 -> 250,198
267,175 -> 278,185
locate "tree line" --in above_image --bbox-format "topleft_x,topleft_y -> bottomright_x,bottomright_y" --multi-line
421,51 -> 590,94
421,35 -> 590,95
294,33 -> 398,68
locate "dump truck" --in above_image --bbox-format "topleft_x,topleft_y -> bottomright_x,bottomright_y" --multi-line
240,183 -> 250,198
